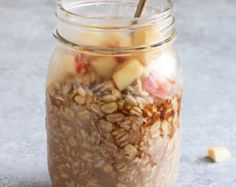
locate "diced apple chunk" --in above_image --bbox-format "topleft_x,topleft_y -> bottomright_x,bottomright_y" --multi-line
76,32 -> 108,47
91,57 -> 117,78
133,26 -> 161,47
107,33 -> 132,48
120,34 -> 132,47
48,52 -> 76,83
62,55 -> 76,74
134,50 -> 158,66
113,59 -> 143,90
208,147 -> 231,162
148,49 -> 179,81
76,32 -> 132,48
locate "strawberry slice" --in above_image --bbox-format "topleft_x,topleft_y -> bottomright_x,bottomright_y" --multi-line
142,73 -> 174,99
75,55 -> 88,74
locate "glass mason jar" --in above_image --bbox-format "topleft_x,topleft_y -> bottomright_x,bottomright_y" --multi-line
46,0 -> 182,187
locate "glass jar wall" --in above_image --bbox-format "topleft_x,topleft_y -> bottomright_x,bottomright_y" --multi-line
46,1 -> 182,187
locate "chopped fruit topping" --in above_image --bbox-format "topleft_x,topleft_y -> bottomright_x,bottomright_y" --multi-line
113,59 -> 143,90
152,49 -> 179,81
91,57 -> 117,78
62,54 -> 76,74
142,73 -> 174,99
133,26 -> 161,47
76,32 -> 108,47
76,32 -> 132,48
107,33 -> 132,48
47,52 -> 77,83
135,50 -> 157,66
75,55 -> 88,74
115,56 -> 127,64
208,147 -> 231,162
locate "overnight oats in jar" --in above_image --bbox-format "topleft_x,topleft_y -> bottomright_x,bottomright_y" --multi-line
46,0 -> 182,187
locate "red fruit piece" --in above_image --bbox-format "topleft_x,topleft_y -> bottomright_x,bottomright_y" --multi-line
142,73 -> 174,99
75,55 -> 88,74
115,56 -> 126,64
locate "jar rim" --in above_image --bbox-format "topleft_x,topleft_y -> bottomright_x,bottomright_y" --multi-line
53,29 -> 177,55
57,0 -> 173,29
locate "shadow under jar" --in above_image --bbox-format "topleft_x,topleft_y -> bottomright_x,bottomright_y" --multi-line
46,0 -> 183,187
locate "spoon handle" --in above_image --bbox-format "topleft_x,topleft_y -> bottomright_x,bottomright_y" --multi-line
134,0 -> 148,18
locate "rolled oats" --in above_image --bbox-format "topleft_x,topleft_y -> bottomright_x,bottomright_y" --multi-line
118,100 -> 125,109
129,116 -> 145,127
163,108 -> 174,119
48,82 -> 60,96
112,89 -> 121,98
116,162 -> 128,173
82,73 -> 91,85
86,96 -> 94,108
101,103 -> 118,114
68,137 -> 77,147
99,120 -> 114,132
77,110 -> 91,124
54,95 -> 64,102
61,172 -> 69,179
129,107 -> 143,116
161,120 -> 169,137
125,95 -> 138,106
90,103 -> 101,113
117,183 -> 127,187
106,113 -> 124,123
136,96 -> 146,105
112,129 -> 129,147
102,95 -> 117,102
93,81 -> 114,92
80,129 -> 89,139
74,95 -> 86,105
46,73 -> 182,187
77,86 -> 86,96
124,144 -> 138,158
120,120 -> 131,130
103,139 -> 118,152
90,132 -> 101,145
150,120 -> 161,138
86,178 -> 99,187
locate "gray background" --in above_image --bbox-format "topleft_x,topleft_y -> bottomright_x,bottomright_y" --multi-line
0,0 -> 235,186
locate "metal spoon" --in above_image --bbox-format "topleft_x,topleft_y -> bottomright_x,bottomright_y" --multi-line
134,0 -> 148,18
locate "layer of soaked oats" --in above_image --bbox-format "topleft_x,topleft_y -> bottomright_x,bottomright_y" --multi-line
46,72 -> 181,187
